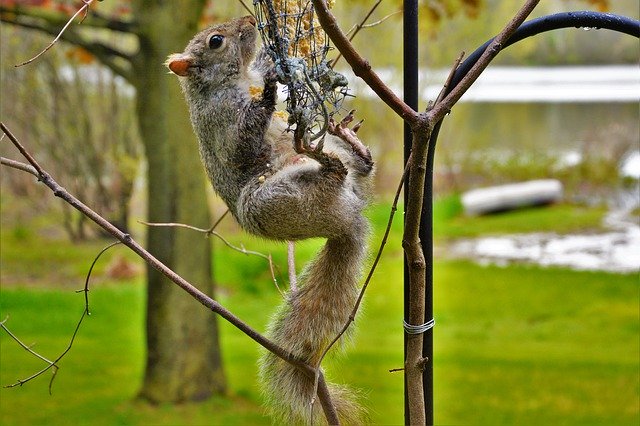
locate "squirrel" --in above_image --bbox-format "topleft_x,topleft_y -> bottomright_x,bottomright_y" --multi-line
166,15 -> 374,425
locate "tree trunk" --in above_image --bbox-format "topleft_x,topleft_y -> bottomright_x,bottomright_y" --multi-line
131,1 -> 226,402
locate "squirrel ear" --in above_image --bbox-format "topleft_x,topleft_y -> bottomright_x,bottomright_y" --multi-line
165,54 -> 191,77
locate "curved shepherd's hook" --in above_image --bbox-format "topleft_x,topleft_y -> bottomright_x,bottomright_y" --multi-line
412,10 -> 640,425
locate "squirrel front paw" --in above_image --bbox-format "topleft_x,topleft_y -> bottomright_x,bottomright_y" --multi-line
259,68 -> 278,106
264,67 -> 278,86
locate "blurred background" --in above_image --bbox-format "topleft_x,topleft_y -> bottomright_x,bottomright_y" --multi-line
1,0 -> 638,425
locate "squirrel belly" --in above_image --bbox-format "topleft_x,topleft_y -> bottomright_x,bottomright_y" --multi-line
167,15 -> 374,425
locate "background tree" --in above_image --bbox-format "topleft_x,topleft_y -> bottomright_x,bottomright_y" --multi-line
0,0 -> 226,402
2,0 -> 630,417
1,28 -> 140,240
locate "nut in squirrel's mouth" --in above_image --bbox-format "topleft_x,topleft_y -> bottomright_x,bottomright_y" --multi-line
165,53 -> 196,77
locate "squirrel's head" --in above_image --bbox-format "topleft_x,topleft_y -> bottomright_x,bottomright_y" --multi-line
166,15 -> 258,88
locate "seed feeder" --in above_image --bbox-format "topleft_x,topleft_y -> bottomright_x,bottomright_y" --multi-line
253,0 -> 349,143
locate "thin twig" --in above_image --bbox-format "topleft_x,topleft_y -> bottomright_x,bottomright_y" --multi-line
312,0 -> 417,123
428,0 -> 542,122
433,51 -> 465,107
1,318 -> 61,393
138,220 -> 212,234
138,220 -> 284,297
15,0 -> 97,67
1,125 -> 46,175
209,209 -> 230,232
287,241 -> 297,292
0,318 -> 56,367
310,153 -> 413,412
343,10 -> 401,38
76,241 -> 122,310
1,157 -> 38,177
331,0 -> 387,67
1,122 -> 315,382
2,240 -> 120,393
236,0 -> 255,17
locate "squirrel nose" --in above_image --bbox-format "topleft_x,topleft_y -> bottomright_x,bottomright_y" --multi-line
245,15 -> 257,27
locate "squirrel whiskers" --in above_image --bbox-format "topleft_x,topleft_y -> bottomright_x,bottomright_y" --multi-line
167,15 -> 374,425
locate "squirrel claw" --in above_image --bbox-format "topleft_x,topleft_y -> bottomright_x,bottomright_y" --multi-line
328,112 -> 373,173
340,110 -> 356,127
352,119 -> 364,133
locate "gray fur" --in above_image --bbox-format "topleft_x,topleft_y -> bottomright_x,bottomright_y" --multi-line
167,15 -> 374,425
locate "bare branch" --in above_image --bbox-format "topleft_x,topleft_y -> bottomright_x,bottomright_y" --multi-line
11,0 -> 98,67
330,0 -> 388,67
0,5 -> 136,34
429,0 -> 542,121
0,122 -> 315,380
316,372 -> 340,425
139,220 -> 285,297
0,125 -> 46,176
1,157 -> 38,177
433,51 -> 465,107
312,0 -> 417,124
210,209 -> 230,232
235,0 -> 255,17
1,240 -> 121,392
139,220 -> 213,234
1,318 -> 60,392
401,2 -> 541,422
1,8 -> 134,82
0,317 -> 57,368
3,300 -> 82,393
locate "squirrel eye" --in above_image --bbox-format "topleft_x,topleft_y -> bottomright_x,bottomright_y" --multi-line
207,34 -> 224,50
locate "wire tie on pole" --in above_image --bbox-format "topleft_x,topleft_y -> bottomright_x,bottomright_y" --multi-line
403,318 -> 435,335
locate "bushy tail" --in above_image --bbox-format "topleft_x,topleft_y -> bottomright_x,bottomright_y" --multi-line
259,223 -> 368,425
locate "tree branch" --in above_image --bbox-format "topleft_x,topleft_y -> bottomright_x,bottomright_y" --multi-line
0,5 -> 137,34
402,123 -> 430,425
316,372 -> 340,425
0,122 -> 318,385
1,9 -> 134,82
312,0 -> 417,124
314,0 -> 541,423
330,0 -> 385,67
429,0 -> 541,121
2,240 -> 122,393
138,220 -> 285,297
1,157 -> 38,177
404,1 -> 541,423
3,0 -> 100,67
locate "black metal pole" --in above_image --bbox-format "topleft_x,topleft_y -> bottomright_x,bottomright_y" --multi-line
404,1 -> 434,425
418,10 -> 638,426
400,9 -> 637,426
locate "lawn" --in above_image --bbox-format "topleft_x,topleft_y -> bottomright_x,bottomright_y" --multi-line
1,201 -> 638,425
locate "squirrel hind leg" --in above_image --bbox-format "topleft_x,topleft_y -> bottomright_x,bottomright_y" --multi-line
328,112 -> 374,176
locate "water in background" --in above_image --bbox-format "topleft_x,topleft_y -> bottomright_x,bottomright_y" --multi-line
349,66 -> 640,206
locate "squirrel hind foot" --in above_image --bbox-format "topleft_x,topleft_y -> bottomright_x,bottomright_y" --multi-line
328,113 -> 374,175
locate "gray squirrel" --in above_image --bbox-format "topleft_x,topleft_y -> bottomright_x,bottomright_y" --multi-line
166,15 -> 374,425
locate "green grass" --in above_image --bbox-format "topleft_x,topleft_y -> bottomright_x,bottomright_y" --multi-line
431,194 -> 608,239
1,202 -> 637,425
